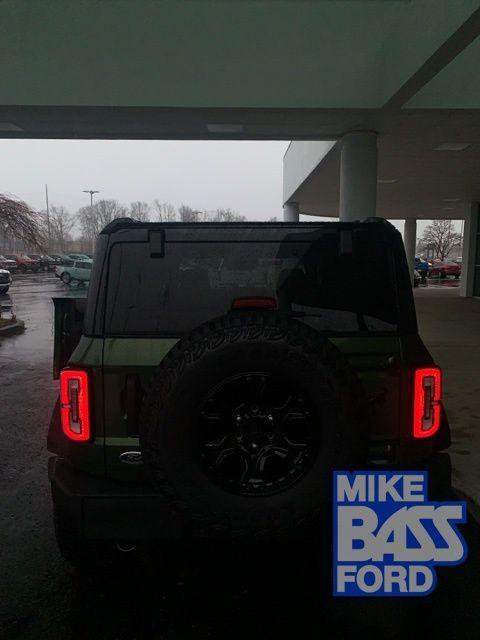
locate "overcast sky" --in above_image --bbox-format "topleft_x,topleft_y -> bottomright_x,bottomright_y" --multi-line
1,140 -> 290,222
1,138 -> 462,239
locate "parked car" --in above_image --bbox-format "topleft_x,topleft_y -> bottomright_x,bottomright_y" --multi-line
0,268 -> 12,294
4,253 -> 40,272
65,253 -> 92,261
53,256 -> 75,276
0,254 -> 17,273
55,259 -> 93,284
48,218 -> 451,567
428,260 -> 461,279
27,253 -> 56,271
413,269 -> 421,287
48,254 -> 65,264
414,257 -> 429,278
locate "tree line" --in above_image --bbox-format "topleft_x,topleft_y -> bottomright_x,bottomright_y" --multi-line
1,193 -> 463,260
0,196 -> 247,253
49,200 -> 247,252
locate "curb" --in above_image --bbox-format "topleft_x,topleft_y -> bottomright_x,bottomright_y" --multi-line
0,320 -> 25,336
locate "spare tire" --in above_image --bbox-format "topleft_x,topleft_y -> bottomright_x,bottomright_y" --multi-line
140,312 -> 369,541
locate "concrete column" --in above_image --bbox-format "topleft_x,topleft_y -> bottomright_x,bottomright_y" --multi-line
460,203 -> 479,297
403,218 -> 417,284
283,202 -> 299,222
339,131 -> 377,221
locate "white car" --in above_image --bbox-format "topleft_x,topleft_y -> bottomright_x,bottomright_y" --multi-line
0,268 -> 12,294
55,259 -> 93,284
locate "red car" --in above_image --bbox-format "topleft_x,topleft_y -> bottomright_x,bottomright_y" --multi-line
4,253 -> 40,273
428,260 -> 461,279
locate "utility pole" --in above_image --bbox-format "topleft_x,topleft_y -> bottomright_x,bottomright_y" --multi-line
82,189 -> 99,253
45,184 -> 51,249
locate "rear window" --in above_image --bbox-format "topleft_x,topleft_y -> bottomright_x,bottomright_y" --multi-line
104,228 -> 399,336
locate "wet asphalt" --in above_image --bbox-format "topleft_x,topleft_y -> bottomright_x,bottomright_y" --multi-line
1,273 -> 480,640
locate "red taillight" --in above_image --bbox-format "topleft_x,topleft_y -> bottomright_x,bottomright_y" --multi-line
60,369 -> 91,441
413,367 -> 441,439
231,296 -> 277,310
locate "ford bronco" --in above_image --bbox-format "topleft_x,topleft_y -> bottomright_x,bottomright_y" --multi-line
47,218 -> 450,565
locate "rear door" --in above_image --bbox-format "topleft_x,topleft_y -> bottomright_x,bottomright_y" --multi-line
99,223 -> 415,479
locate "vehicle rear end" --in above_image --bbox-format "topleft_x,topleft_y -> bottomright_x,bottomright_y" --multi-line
48,219 -> 451,556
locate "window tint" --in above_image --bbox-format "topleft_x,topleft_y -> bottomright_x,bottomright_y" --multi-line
75,261 -> 92,270
105,230 -> 399,336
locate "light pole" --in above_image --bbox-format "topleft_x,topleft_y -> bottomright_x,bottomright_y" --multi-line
83,189 -> 99,253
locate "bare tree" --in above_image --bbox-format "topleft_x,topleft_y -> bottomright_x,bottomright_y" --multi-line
419,220 -> 462,260
130,201 -> 150,222
78,199 -> 128,242
152,200 -> 177,222
94,199 -> 128,228
178,205 -> 203,222
0,194 -> 45,250
49,206 -> 75,252
77,205 -> 97,247
210,208 -> 246,222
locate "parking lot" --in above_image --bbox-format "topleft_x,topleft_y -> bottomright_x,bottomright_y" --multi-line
2,272 -> 480,639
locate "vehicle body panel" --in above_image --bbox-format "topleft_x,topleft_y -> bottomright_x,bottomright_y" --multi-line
55,259 -> 93,282
5,253 -> 40,272
429,260 -> 461,277
0,255 -> 17,272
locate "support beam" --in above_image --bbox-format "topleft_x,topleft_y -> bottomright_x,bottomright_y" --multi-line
460,203 -> 479,298
383,8 -> 480,109
403,218 -> 417,285
339,131 -> 377,222
283,202 -> 299,222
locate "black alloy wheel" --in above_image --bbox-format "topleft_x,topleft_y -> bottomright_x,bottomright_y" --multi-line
198,372 -> 319,496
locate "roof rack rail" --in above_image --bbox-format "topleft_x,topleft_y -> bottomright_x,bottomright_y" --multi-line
100,217 -> 136,234
361,217 -> 389,224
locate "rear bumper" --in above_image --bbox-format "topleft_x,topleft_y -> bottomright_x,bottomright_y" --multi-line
371,451 -> 452,499
49,452 -> 452,542
49,457 -> 185,541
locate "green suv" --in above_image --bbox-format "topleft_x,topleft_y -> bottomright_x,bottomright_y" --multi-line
55,258 -> 93,284
48,218 -> 450,563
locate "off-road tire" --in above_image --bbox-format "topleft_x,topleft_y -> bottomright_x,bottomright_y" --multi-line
140,312 -> 369,541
